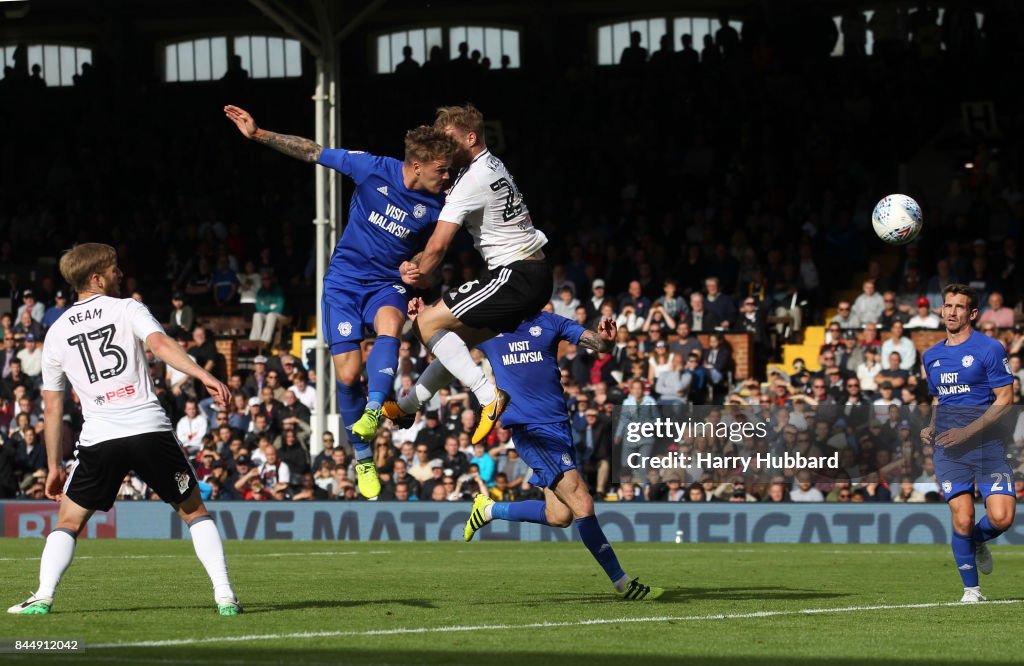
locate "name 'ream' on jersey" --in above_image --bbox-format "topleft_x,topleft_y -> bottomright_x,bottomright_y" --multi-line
440,150 -> 548,270
42,295 -> 171,446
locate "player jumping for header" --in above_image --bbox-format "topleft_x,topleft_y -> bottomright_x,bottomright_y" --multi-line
920,284 -> 1016,603
8,243 -> 240,615
382,104 -> 551,443
225,105 -> 456,498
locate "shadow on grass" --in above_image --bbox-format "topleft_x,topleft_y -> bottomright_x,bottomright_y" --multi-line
53,597 -> 439,614
523,585 -> 850,605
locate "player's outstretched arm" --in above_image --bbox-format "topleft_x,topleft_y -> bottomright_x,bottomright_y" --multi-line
224,104 -> 322,163
147,332 -> 231,408
42,390 -> 67,501
401,222 -> 460,287
578,317 -> 617,354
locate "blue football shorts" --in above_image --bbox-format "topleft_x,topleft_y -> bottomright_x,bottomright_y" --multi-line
322,277 -> 409,355
934,440 -> 1016,502
509,421 -> 577,489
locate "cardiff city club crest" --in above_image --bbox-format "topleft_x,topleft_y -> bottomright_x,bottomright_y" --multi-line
338,321 -> 352,337
529,326 -> 542,337
942,480 -> 952,494
413,203 -> 427,219
962,355 -> 974,368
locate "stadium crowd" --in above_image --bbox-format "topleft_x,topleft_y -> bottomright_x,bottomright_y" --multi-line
2,4 -> 1024,504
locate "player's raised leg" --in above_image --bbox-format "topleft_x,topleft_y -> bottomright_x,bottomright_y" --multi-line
413,302 -> 508,444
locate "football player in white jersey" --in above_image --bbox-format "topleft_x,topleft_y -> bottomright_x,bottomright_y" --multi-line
380,104 -> 552,444
8,243 -> 241,616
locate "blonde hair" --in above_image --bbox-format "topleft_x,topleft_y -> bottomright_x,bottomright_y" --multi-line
434,103 -> 485,143
403,125 -> 457,165
59,243 -> 117,292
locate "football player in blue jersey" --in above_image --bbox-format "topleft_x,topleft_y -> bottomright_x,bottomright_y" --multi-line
225,105 -> 456,498
402,298 -> 663,600
920,284 -> 1016,602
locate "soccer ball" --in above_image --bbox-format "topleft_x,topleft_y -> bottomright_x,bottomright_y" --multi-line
871,194 -> 923,245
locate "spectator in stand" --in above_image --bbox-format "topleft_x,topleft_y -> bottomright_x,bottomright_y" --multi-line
14,427 -> 46,488
584,279 -> 607,318
906,296 -> 940,329
189,326 -> 220,373
12,310 -> 44,344
893,475 -> 925,503
880,321 -> 917,371
183,257 -> 214,306
410,443 -> 441,483
42,290 -> 69,330
647,341 -> 674,384
654,279 -> 687,320
1,332 -> 16,379
851,279 -> 884,326
703,332 -> 732,388
237,260 -> 261,321
258,445 -> 291,496
551,284 -> 579,319
978,321 -> 1000,341
243,355 -> 268,397
670,321 -> 703,360
287,370 -> 316,414
876,352 -> 910,390
279,426 -> 310,478
703,277 -> 736,329
654,354 -> 687,404
16,289 -> 44,323
790,471 -> 824,501
614,302 -> 644,334
176,398 -> 209,455
878,291 -> 908,330
856,347 -> 883,393
249,271 -> 286,351
618,280 -> 652,320
211,255 -> 240,307
3,359 -> 34,400
166,292 -> 195,340
292,471 -> 328,500
830,300 -> 860,330
979,291 -> 1015,329
685,292 -> 721,332
16,334 -> 42,382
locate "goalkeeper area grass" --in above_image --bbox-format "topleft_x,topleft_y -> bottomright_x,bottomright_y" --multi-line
0,538 -> 1021,665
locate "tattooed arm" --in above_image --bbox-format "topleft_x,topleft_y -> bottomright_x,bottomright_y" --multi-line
224,104 -> 322,163
577,317 -> 617,354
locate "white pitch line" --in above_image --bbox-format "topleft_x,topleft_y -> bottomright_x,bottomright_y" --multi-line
0,551 -> 390,562
91,598 -> 1024,649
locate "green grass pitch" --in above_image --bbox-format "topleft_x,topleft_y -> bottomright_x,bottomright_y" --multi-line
0,538 -> 1021,665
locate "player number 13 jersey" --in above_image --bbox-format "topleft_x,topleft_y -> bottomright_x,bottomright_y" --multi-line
42,295 -> 171,446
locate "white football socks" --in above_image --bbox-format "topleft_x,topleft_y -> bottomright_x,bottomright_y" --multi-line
428,330 -> 496,406
36,529 -> 76,600
189,516 -> 235,601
